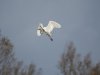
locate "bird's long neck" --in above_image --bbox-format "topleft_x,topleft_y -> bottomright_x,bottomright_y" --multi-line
40,25 -> 46,32
40,25 -> 43,29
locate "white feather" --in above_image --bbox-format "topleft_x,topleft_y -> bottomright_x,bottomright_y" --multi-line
37,21 -> 61,41
43,21 -> 61,33
37,30 -> 41,36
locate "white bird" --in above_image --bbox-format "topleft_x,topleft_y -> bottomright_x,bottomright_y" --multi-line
37,21 -> 61,41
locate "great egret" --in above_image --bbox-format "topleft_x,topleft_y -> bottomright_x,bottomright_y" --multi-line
37,21 -> 61,41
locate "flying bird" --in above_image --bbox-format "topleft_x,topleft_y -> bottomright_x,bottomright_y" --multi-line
37,21 -> 61,41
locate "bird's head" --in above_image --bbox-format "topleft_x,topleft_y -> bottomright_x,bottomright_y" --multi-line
37,23 -> 44,30
39,23 -> 43,28
37,23 -> 43,30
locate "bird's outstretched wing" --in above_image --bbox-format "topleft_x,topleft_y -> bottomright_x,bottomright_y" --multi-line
44,21 -> 61,33
37,23 -> 44,36
37,29 -> 41,36
37,25 -> 41,36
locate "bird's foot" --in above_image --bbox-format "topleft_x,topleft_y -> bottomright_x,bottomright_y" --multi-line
50,38 -> 53,41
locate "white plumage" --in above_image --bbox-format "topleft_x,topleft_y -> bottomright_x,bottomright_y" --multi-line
37,21 -> 61,41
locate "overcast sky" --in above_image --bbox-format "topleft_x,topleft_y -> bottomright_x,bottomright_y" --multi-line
0,0 -> 100,75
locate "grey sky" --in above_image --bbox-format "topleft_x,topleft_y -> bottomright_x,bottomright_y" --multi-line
0,0 -> 100,75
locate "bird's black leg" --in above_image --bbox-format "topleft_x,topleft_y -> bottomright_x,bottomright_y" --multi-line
46,33 -> 53,41
50,37 -> 53,41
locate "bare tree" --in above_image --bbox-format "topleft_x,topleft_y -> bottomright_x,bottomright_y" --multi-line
0,33 -> 38,75
58,42 -> 77,75
27,64 -> 36,75
0,37 -> 15,75
58,42 -> 100,75
90,63 -> 100,75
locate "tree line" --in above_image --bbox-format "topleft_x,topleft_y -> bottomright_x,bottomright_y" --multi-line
0,33 -> 100,75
